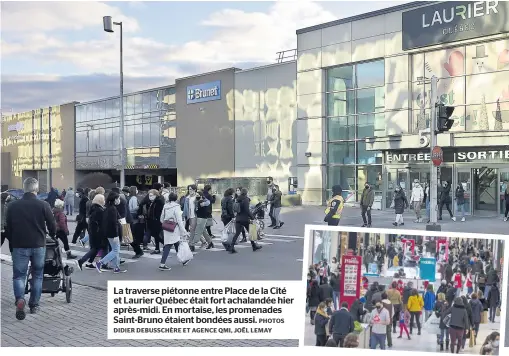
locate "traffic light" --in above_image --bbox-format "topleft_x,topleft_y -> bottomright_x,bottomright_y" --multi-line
436,104 -> 455,132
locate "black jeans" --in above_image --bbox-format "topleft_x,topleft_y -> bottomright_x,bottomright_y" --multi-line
72,218 -> 88,243
410,311 -> 421,332
231,221 -> 255,249
361,205 -> 372,225
439,201 -> 453,219
392,304 -> 401,330
161,241 -> 180,264
269,205 -> 276,226
332,334 -> 346,347
489,306 -> 497,321
505,203 -> 509,218
56,230 -> 71,251
316,334 -> 327,346
130,222 -> 144,255
79,246 -> 100,264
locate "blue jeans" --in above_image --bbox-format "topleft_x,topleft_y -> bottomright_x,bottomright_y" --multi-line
99,237 -> 120,269
332,291 -> 339,310
370,332 -> 386,349
65,204 -> 73,215
467,287 -> 473,294
81,234 -> 89,244
484,285 -> 491,299
12,247 -> 46,307
440,328 -> 450,343
457,203 -> 466,218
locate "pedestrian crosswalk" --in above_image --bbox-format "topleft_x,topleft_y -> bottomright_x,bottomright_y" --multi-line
0,233 -> 302,266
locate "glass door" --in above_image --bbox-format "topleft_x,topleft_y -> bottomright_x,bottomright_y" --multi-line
500,170 -> 509,215
386,167 -> 409,209
472,167 -> 498,216
456,169 -> 472,216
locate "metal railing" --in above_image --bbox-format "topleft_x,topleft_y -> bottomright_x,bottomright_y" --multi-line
276,49 -> 297,63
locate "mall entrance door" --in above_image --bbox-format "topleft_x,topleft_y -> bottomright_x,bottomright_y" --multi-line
459,167 -> 500,217
499,169 -> 509,216
385,166 -> 431,210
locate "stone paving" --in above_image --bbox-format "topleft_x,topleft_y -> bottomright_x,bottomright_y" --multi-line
1,265 -> 297,347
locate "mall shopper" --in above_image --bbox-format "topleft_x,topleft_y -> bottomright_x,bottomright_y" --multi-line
435,293 -> 450,351
410,181 -> 424,223
387,281 -> 403,333
142,189 -> 164,254
64,187 -> 75,216
349,298 -> 367,323
407,288 -> 424,335
424,284 -> 436,321
95,191 -> 126,274
53,199 -> 77,259
487,282 -> 500,323
72,188 -> 89,244
391,185 -> 408,226
438,181 -> 454,221
220,188 -> 235,227
369,300 -> 391,349
504,184 -> 509,221
329,273 -> 340,310
381,292 -> 394,348
398,305 -> 411,340
314,302 -> 330,346
193,190 -> 214,250
1,192 -> 12,252
307,279 -> 320,325
469,293 -> 482,340
454,183 -> 467,222
269,185 -> 284,229
159,192 -> 191,270
77,194 -> 106,270
453,269 -> 463,297
324,185 -> 344,226
480,332 -> 500,355
183,185 -> 198,250
5,178 -> 56,320
360,182 -> 374,227
202,185 -> 216,237
127,186 -> 144,258
319,276 -> 333,303
446,297 -> 470,354
229,188 -> 262,254
46,187 -> 58,208
329,301 -> 355,347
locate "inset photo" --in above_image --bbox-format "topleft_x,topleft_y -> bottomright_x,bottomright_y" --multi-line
302,226 -> 505,355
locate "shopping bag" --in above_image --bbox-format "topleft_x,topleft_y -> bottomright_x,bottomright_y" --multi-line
496,307 -> 501,317
469,329 -> 474,348
221,221 -> 235,243
177,240 -> 193,263
206,218 -> 214,227
480,310 -> 488,324
249,222 -> 258,241
121,224 -> 133,244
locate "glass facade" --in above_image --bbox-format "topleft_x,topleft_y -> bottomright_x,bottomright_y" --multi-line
326,59 -> 384,202
75,87 -> 176,170
411,38 -> 509,133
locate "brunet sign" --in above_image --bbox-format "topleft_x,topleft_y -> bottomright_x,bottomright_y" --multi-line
386,149 -> 509,163
402,1 -> 509,51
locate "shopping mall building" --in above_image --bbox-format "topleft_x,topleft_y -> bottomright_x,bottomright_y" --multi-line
2,1 -> 508,215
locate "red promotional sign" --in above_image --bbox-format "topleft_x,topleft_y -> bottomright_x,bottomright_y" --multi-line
340,255 -> 362,309
436,238 -> 449,262
432,146 -> 443,167
401,238 -> 415,254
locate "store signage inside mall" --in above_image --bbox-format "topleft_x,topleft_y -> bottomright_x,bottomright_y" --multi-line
386,149 -> 509,163
186,80 -> 221,104
7,122 -> 23,132
402,1 -> 509,50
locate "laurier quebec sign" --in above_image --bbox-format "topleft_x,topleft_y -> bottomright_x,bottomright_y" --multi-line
402,1 -> 509,51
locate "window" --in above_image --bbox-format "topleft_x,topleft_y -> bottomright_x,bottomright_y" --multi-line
327,91 -> 355,117
357,114 -> 374,139
150,122 -> 160,146
327,65 -> 354,92
125,95 -> 134,115
356,166 -> 383,191
357,141 -> 379,165
356,60 -> 384,88
151,90 -> 160,112
86,104 -> 93,121
95,101 -> 105,120
142,123 -> 151,147
357,87 -> 385,113
328,116 -> 355,141
134,94 -> 143,114
328,142 -> 355,164
327,166 -> 355,191
112,98 -> 120,117
134,123 -> 143,147
125,125 -> 134,149
142,92 -> 151,113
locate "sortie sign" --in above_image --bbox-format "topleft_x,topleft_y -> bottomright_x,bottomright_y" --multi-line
432,146 -> 443,166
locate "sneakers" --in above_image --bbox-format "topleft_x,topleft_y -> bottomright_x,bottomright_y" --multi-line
280,221 -> 285,227
142,245 -> 150,251
84,263 -> 96,270
150,250 -> 160,255
392,222 -> 398,226
504,217 -> 508,222
133,252 -> 144,259
206,242 -> 214,250
461,217 -> 466,222
452,216 -> 456,221
29,306 -> 39,314
101,265 -> 113,271
362,224 -> 367,227
252,245 -> 262,252
66,251 -> 77,259
76,260 -> 83,271
113,268 -> 127,274
95,261 -> 103,273
78,239 -> 85,248
159,265 -> 171,271
120,259 -> 126,264
15,299 -> 26,320
182,260 -> 191,266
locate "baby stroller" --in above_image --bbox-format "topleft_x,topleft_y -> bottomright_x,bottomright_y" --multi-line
25,237 -> 73,303
250,201 -> 268,232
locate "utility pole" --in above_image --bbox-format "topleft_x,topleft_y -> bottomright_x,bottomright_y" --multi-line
427,76 -> 441,231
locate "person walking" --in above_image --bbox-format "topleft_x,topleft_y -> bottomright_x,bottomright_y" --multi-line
202,185 -> 216,238
77,194 -> 106,270
455,183 -> 466,222
46,187 -> 58,208
94,191 -> 126,274
159,192 -> 191,270
407,288 -> 424,335
270,185 -> 284,229
1,192 -> 13,252
5,178 -> 56,320
266,177 -> 276,227
229,188 -> 261,254
324,185 -> 344,226
369,301 -> 391,349
127,186 -> 144,259
387,281 -> 402,333
410,181 -> 424,223
487,282 -> 500,323
220,188 -> 235,227
144,189 -> 165,254
64,187 -> 75,216
329,273 -> 340,310
391,185 -> 408,226
381,292 -> 394,348
445,297 -> 470,353
424,181 -> 431,222
466,268 -> 474,295
308,279 -> 320,325
435,293 -> 449,350
349,298 -> 367,323
397,305 -> 411,340
360,182 -> 374,227
438,181 -> 454,221
72,188 -> 89,244
503,184 -> 509,221
192,190 -> 214,250
329,301 -> 355,347
453,269 -> 463,298
480,331 -> 500,355
319,276 -> 333,303
469,293 -> 482,342
314,302 -> 330,346
424,284 -> 436,321
53,199 -> 77,259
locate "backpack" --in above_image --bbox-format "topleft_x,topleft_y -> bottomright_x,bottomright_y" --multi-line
233,200 -> 241,214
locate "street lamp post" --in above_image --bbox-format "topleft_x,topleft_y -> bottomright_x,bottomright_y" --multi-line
103,16 -> 125,188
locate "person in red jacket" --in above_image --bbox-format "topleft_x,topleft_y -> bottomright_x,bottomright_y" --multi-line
53,199 -> 76,259
466,267 -> 474,295
453,269 -> 463,298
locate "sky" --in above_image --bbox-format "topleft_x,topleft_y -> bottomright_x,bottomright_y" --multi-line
1,0 -> 408,113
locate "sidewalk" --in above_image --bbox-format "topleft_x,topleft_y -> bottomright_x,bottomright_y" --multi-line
0,265 -> 297,347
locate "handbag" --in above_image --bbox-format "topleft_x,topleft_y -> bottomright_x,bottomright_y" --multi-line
206,218 -> 214,227
496,307 -> 501,317
468,329 -> 474,348
249,222 -> 258,241
161,207 -> 177,232
121,224 -> 133,244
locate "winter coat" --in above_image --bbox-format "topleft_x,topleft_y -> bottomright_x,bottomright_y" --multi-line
307,282 -> 320,308
393,190 -> 408,214
220,195 -> 235,220
446,287 -> 457,306
88,204 -> 105,248
360,188 -> 375,207
270,190 -> 282,209
53,207 -> 69,235
407,294 -> 424,312
102,204 -> 121,239
146,197 -> 164,236
446,303 -> 470,330
455,186 -> 465,205
349,300 -> 366,323
487,285 -> 500,307
319,283 -> 334,302
486,270 -> 499,286
46,188 -> 58,208
160,201 -> 187,245
203,191 -> 215,218
439,184 -> 452,204
469,299 -> 483,324
329,308 -> 355,336
364,284 -> 379,312
387,288 -> 402,306
64,189 -> 75,205
314,312 -> 329,336
402,286 -> 413,304
410,184 -> 424,203
424,291 -> 436,311
235,195 -> 253,223
434,300 -> 449,329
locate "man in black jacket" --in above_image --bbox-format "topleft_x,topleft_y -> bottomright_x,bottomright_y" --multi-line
72,188 -> 89,244
5,178 -> 56,320
203,185 -> 216,238
329,301 -> 355,347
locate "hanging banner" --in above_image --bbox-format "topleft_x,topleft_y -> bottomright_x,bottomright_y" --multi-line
436,238 -> 449,263
340,255 -> 362,309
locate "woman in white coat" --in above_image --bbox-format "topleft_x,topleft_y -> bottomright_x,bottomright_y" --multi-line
159,192 -> 190,270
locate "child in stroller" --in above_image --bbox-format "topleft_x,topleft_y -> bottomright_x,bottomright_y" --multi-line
250,201 -> 268,238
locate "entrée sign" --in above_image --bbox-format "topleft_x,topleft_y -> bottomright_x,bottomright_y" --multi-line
386,149 -> 509,163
